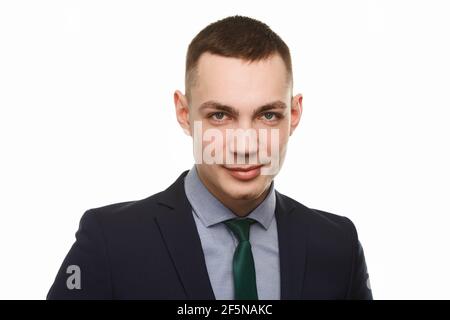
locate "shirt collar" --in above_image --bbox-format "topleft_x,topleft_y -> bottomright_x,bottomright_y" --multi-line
184,165 -> 276,230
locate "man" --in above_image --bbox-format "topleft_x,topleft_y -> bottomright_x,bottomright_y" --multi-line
47,15 -> 372,300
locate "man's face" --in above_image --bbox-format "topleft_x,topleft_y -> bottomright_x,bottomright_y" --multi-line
175,52 -> 302,203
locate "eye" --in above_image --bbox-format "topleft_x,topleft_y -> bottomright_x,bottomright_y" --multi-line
261,112 -> 280,122
213,112 -> 225,120
208,112 -> 230,122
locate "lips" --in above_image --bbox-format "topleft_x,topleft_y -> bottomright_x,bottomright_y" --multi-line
222,164 -> 263,181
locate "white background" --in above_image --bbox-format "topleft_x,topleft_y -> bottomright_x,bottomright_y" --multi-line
1,0 -> 449,299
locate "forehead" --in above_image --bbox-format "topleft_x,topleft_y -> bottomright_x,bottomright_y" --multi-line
191,52 -> 290,109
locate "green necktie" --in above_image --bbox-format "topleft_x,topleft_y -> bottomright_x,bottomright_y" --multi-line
224,218 -> 258,300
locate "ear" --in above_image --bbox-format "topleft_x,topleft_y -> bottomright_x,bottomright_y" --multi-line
173,90 -> 191,136
289,94 -> 303,136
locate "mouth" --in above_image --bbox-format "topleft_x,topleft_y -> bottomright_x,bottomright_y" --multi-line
221,164 -> 263,181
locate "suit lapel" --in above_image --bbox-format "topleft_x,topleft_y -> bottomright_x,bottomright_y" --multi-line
154,171 -> 216,300
275,191 -> 308,300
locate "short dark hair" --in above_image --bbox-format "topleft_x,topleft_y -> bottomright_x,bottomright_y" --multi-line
185,15 -> 293,103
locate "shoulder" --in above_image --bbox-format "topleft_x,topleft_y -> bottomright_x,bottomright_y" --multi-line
79,190 -> 168,229
81,171 -> 189,226
276,191 -> 359,244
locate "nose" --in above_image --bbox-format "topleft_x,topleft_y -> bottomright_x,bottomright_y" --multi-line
226,120 -> 259,164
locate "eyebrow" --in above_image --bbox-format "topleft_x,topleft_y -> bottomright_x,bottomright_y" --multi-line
198,100 -> 287,117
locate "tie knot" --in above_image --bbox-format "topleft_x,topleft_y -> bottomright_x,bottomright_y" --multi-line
224,218 -> 256,242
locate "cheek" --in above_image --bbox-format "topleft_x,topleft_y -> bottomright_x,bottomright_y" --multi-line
196,124 -> 228,163
265,126 -> 289,155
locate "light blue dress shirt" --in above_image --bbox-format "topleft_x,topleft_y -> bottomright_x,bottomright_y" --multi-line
184,165 -> 280,300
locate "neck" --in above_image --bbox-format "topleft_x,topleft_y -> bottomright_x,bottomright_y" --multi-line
224,189 -> 270,217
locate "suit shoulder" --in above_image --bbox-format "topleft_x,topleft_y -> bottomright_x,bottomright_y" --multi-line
83,190 -> 166,224
278,192 -> 358,239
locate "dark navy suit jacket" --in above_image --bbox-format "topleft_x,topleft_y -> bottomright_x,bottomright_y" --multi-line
47,170 -> 372,299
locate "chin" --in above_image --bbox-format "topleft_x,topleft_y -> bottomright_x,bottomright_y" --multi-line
223,186 -> 259,200
219,173 -> 269,201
